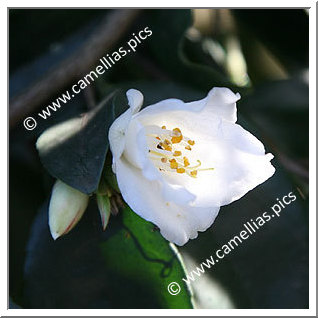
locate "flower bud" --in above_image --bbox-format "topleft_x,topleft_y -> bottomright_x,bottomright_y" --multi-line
49,180 -> 89,240
96,194 -> 111,231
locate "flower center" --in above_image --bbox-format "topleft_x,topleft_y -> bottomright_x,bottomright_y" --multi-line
147,126 -> 214,178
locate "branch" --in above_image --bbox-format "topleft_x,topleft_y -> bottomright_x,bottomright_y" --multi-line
9,9 -> 141,129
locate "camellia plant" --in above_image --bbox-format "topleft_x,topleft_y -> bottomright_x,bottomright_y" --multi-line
37,87 -> 275,245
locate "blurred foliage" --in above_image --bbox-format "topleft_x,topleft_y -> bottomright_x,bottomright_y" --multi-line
233,9 -> 309,73
24,201 -> 192,308
181,167 -> 308,308
9,8 -> 309,309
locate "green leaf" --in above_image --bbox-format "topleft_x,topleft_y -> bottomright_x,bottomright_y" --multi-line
24,200 -> 193,308
180,164 -> 308,309
239,79 -> 309,161
145,9 -> 192,72
100,206 -> 194,309
103,165 -> 120,193
36,91 -> 116,194
144,10 -> 235,91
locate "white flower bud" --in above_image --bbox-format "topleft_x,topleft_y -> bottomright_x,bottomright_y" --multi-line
49,180 -> 89,240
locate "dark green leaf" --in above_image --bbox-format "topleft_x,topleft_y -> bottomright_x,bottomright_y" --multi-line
36,92 -> 116,194
24,199 -> 193,308
239,79 -> 309,160
144,10 -> 234,91
100,205 -> 193,309
9,159 -> 45,307
180,157 -> 308,309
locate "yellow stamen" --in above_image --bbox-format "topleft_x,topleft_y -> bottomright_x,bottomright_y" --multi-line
188,160 -> 201,170
171,135 -> 183,143
170,160 -> 178,169
171,127 -> 183,143
177,168 -> 185,174
190,170 -> 198,177
148,126 -> 214,178
149,150 -> 167,157
162,143 -> 172,151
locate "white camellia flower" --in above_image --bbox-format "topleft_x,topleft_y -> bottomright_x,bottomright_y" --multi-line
109,87 -> 275,246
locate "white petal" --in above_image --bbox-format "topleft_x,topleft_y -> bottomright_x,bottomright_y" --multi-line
49,180 -> 89,239
185,147 -> 275,207
134,87 -> 240,123
161,121 -> 275,207
122,118 -> 147,169
109,87 -> 274,246
108,108 -> 132,163
128,89 -> 273,208
126,89 -> 144,114
200,87 -> 240,123
123,121 -> 196,205
111,100 -> 196,206
221,121 -> 265,155
115,157 -> 220,246
108,89 -> 144,164
135,98 -> 188,119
